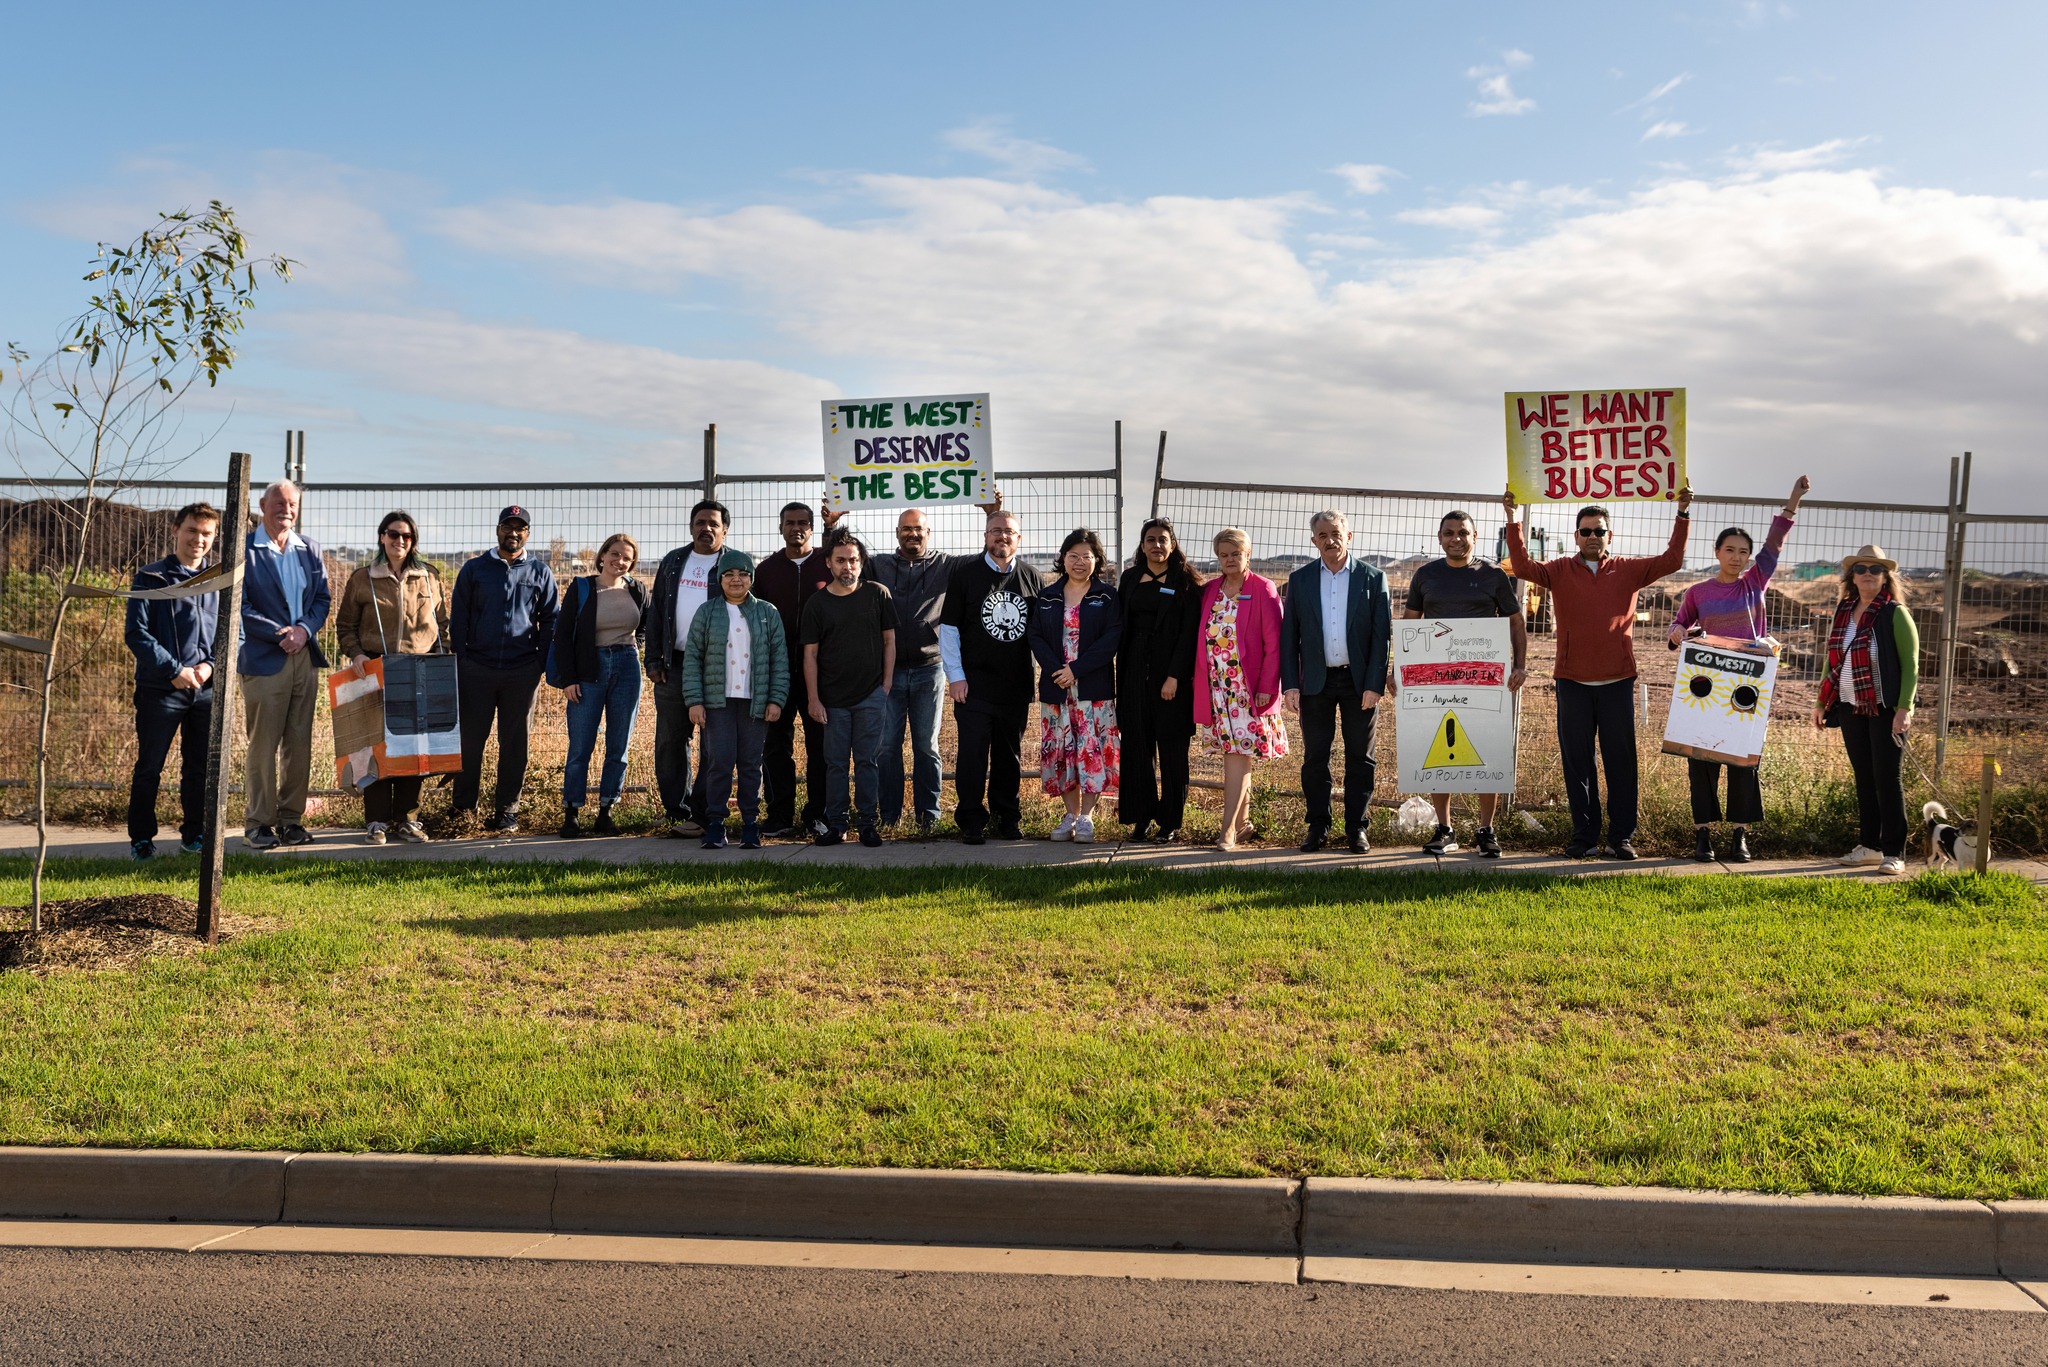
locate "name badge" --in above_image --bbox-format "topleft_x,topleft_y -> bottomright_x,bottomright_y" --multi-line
1237,593 -> 1251,601
1158,587 -> 1175,596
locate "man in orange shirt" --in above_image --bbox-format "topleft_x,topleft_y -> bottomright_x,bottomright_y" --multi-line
1503,486 -> 1692,859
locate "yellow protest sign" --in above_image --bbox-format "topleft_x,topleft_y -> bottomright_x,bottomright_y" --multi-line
1504,388 -> 1686,504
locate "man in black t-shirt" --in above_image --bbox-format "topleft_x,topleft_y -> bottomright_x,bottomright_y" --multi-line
1401,508 -> 1528,858
937,510 -> 1038,843
801,529 -> 895,846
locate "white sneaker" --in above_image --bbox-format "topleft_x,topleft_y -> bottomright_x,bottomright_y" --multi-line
393,820 -> 430,844
1837,845 -> 1882,867
1050,814 -> 1077,841
1072,816 -> 1095,844
1879,857 -> 1906,875
365,822 -> 387,846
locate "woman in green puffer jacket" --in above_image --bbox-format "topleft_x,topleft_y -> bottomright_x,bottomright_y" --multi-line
683,548 -> 791,849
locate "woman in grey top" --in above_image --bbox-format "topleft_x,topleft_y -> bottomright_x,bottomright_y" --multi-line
553,533 -> 650,836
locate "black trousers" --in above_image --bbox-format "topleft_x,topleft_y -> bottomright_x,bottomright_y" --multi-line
764,663 -> 826,829
364,776 -> 426,825
1840,708 -> 1908,857
454,657 -> 544,816
1687,757 -> 1762,825
1117,691 -> 1193,833
953,700 -> 1026,836
1298,668 -> 1378,833
128,686 -> 210,844
1556,678 -> 1638,847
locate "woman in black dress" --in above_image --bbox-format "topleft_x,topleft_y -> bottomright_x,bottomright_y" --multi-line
1116,517 -> 1203,841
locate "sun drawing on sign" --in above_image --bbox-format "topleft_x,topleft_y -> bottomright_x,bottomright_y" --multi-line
1678,669 -> 1728,712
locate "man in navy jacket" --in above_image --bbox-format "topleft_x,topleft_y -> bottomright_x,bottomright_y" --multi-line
1279,510 -> 1393,854
450,505 -> 559,832
125,501 -> 221,859
239,481 -> 332,850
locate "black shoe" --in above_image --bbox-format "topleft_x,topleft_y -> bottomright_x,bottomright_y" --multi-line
1608,840 -> 1639,861
592,806 -> 619,837
1563,841 -> 1596,859
859,825 -> 883,848
1299,828 -> 1328,853
1423,824 -> 1458,856
1153,828 -> 1180,844
962,829 -> 987,846
244,825 -> 280,850
814,828 -> 844,846
740,823 -> 762,850
130,839 -> 156,861
487,810 -> 519,835
1348,829 -> 1371,855
1128,821 -> 1153,843
1730,829 -> 1752,863
759,824 -> 797,840
992,823 -> 1024,841
277,823 -> 314,847
702,826 -> 728,849
1475,826 -> 1501,858
1694,828 -> 1714,863
559,808 -> 582,840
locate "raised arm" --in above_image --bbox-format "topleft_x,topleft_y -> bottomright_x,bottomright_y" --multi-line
1500,488 -> 1551,588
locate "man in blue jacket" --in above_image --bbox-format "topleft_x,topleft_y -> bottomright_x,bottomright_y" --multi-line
451,505 -> 559,833
240,480 -> 332,850
1280,510 -> 1392,854
125,501 -> 221,860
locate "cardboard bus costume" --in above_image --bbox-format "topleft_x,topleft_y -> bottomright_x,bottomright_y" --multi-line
1660,636 -> 1777,768
329,653 -> 461,790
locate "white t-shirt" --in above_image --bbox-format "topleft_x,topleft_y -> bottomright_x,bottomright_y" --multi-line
674,551 -> 720,644
724,602 -> 752,700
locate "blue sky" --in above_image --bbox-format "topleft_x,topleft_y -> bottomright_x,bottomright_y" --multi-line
3,0 -> 2044,507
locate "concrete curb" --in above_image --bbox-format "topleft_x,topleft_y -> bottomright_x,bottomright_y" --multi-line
3,1147 -> 2043,1276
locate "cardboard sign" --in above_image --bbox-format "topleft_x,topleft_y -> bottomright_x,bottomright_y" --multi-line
1661,636 -> 1778,767
1393,617 -> 1517,794
821,393 -> 993,512
1504,388 -> 1687,504
327,654 -> 462,790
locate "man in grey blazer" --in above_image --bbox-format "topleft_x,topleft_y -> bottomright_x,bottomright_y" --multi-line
1279,510 -> 1392,853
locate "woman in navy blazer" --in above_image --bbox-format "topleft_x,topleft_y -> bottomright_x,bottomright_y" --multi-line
1028,528 -> 1122,842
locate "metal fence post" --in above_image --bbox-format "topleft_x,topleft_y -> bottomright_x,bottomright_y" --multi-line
1112,420 -> 1125,568
703,423 -> 718,508
1937,452 -> 1972,782
198,451 -> 251,944
1149,430 -> 1167,521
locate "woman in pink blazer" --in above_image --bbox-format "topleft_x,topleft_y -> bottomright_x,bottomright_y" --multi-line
1194,527 -> 1288,849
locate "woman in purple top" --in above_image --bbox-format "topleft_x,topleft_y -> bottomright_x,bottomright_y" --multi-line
1667,475 -> 1810,863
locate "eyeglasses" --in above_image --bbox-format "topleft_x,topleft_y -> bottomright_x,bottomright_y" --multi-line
1850,563 -> 1886,576
1576,527 -> 1609,538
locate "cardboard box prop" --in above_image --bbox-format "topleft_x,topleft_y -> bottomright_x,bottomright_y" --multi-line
328,653 -> 462,791
1660,636 -> 1778,768
1393,617 -> 1517,794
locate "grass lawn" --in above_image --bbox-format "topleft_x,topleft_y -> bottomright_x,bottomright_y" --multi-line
2,857 -> 2045,1200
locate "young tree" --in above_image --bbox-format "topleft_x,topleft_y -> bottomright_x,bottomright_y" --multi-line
4,202 -> 292,930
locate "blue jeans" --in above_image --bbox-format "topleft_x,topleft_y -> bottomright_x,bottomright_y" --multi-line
701,699 -> 768,826
822,686 -> 889,833
879,663 -> 945,825
563,645 -> 642,807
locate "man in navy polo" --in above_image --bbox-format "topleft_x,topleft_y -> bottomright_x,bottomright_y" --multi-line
451,505 -> 559,833
239,480 -> 332,850
125,501 -> 221,860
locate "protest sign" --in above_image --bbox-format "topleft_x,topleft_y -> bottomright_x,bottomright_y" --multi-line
1661,636 -> 1778,767
821,393 -> 993,513
327,654 -> 462,790
1393,616 -> 1517,794
1504,388 -> 1687,504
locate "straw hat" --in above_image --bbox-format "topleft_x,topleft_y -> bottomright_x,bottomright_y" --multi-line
1840,543 -> 1897,572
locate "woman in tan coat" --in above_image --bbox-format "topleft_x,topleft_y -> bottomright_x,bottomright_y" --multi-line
336,510 -> 449,843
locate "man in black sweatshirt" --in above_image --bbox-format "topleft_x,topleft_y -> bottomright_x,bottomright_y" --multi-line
937,510 -> 1039,843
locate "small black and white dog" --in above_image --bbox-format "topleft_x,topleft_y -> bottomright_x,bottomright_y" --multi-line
1921,802 -> 1981,870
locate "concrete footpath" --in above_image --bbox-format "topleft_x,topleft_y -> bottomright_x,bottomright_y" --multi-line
1,1149 -> 2044,1313
7,821 -> 2047,882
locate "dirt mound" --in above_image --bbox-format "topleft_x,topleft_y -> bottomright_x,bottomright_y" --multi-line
0,893 -> 249,972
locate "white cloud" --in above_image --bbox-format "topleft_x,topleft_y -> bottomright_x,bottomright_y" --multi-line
422,165 -> 2048,502
1332,163 -> 1398,194
1643,121 -> 1692,141
942,119 -> 1089,178
1618,73 -> 1691,114
1730,137 -> 1870,174
1502,48 -> 1534,69
1468,71 -> 1536,117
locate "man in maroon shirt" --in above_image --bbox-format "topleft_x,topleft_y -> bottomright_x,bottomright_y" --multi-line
1504,485 -> 1692,859
753,500 -> 844,837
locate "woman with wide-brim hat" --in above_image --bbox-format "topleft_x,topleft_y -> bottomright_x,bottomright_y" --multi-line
1811,542 -> 1920,875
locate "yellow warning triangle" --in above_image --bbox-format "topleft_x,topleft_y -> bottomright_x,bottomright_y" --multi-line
1423,709 -> 1484,768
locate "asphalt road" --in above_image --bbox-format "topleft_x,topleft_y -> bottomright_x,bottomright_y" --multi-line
0,1249 -> 2041,1365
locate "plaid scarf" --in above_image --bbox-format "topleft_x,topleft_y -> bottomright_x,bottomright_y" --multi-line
1821,588 -> 1892,716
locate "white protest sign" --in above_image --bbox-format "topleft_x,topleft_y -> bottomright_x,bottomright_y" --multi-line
1661,636 -> 1778,767
1393,617 -> 1517,794
821,393 -> 993,513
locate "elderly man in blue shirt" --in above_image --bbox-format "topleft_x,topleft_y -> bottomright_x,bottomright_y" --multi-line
239,480 -> 332,850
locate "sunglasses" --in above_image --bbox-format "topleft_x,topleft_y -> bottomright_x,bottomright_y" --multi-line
1576,527 -> 1609,538
1850,563 -> 1887,576
382,529 -> 415,541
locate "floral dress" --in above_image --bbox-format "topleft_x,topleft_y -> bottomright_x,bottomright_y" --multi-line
1040,602 -> 1121,795
1200,590 -> 1289,760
